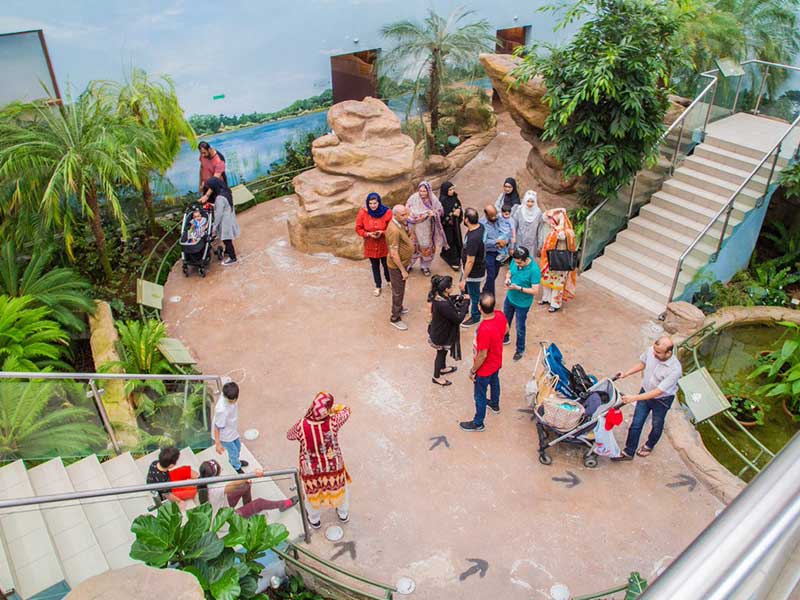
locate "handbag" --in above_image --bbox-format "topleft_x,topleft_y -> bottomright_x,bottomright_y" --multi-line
547,249 -> 578,271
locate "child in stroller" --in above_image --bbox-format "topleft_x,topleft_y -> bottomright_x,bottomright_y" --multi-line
181,203 -> 215,278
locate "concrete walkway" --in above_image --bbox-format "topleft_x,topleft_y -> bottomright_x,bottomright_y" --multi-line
162,112 -> 723,599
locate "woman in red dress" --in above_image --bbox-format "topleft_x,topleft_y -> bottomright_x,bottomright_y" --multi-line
355,192 -> 393,296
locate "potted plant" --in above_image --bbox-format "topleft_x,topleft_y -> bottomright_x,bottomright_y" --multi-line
724,382 -> 767,427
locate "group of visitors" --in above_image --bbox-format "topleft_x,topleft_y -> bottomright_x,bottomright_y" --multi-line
196,142 -> 240,266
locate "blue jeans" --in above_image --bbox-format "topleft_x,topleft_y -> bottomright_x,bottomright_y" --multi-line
221,438 -> 242,471
473,370 -> 501,427
482,252 -> 500,296
623,389 -> 675,456
503,297 -> 530,354
466,280 -> 481,321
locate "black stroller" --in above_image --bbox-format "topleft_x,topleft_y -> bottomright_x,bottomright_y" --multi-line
180,203 -> 222,277
530,342 -> 623,468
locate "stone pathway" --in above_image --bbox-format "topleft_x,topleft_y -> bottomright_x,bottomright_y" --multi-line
162,112 -> 723,599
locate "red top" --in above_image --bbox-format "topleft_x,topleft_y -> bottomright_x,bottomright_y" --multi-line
474,311 -> 506,377
355,207 -> 393,259
168,465 -> 197,500
200,152 -> 226,187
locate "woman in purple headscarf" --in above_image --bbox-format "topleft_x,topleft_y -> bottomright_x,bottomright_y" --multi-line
405,181 -> 447,276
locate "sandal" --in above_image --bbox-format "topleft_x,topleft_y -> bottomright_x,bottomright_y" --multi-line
548,306 -> 560,313
636,446 -> 652,457
440,366 -> 458,375
422,268 -> 431,276
431,377 -> 452,386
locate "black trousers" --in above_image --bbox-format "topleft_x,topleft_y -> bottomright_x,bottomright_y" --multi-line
223,239 -> 237,260
434,348 -> 448,378
369,256 -> 390,288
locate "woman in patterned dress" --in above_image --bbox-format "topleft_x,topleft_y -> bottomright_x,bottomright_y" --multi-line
540,208 -> 577,313
287,392 -> 351,528
405,181 -> 447,276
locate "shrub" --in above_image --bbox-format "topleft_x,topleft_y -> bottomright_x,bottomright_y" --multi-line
0,295 -> 70,371
748,321 -> 800,417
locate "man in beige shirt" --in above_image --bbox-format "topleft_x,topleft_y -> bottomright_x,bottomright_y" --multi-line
385,205 -> 414,330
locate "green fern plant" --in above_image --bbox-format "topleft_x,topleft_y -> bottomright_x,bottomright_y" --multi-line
761,222 -> 800,269
0,380 -> 107,462
0,295 -> 70,371
747,262 -> 800,306
0,241 -> 95,334
748,321 -> 800,417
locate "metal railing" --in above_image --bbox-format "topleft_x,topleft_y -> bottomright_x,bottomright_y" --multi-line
666,111 -> 800,302
0,371 -> 223,463
642,431 -> 800,599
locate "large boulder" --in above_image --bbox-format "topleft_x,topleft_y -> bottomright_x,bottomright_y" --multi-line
66,565 -> 204,600
479,53 -> 691,195
663,301 -> 706,337
288,97 -> 415,259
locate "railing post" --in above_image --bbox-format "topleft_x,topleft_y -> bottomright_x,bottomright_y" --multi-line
715,202 -> 735,256
702,79 -> 717,136
753,65 -> 770,114
731,75 -> 743,115
88,379 -> 121,455
579,212 -> 591,273
760,144 -> 782,207
627,176 -> 638,219
670,118 -> 687,175
293,471 -> 312,544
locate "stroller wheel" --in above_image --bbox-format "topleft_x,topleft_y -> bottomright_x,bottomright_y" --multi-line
538,452 -> 552,466
199,268 -> 206,278
583,455 -> 598,469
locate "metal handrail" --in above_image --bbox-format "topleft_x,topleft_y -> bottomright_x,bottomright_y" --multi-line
666,111 -> 800,302
642,432 -> 800,598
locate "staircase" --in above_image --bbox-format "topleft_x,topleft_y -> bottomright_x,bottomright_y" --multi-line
0,444 -> 303,599
583,113 -> 795,315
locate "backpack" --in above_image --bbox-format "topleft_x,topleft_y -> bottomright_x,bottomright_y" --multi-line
570,363 -> 593,398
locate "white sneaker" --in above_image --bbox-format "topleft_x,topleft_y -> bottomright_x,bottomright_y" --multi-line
222,258 -> 237,266
401,308 -> 409,315
390,319 -> 408,331
373,288 -> 381,297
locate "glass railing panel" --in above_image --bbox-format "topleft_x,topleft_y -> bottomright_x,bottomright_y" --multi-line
755,66 -> 800,123
580,184 -> 631,270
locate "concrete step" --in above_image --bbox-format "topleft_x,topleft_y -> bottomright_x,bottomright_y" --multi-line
639,204 -> 740,240
28,458 -> 110,589
179,447 -> 200,470
650,191 -> 747,225
661,178 -> 757,213
694,143 -> 778,176
683,154 -> 771,187
672,165 -> 766,199
603,245 -> 679,288
590,255 -> 671,304
0,460 -> 65,598
134,450 -> 160,480
581,269 -> 667,316
614,229 -> 707,275
196,446 -> 237,476
101,452 -> 152,523
703,133 -> 784,162
66,455 -> 136,570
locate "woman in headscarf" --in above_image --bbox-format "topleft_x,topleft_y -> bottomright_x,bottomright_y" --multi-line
438,181 -> 463,272
355,192 -> 393,296
202,176 -> 240,266
540,208 -> 577,312
287,392 -> 351,528
427,275 -> 469,386
494,177 -> 521,214
513,191 -> 545,259
406,181 -> 447,277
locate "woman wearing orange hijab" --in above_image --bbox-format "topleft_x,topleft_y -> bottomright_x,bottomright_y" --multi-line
287,392 -> 351,528
539,208 -> 577,312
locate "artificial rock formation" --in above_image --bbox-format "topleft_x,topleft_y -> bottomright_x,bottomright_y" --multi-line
663,301 -> 706,337
288,97 -> 415,259
479,53 -> 691,195
66,565 -> 204,600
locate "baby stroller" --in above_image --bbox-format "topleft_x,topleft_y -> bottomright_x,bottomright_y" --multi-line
528,342 -> 622,468
180,202 -> 219,278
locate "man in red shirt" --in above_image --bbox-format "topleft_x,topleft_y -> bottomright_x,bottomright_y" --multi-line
460,292 -> 509,432
198,141 -> 227,192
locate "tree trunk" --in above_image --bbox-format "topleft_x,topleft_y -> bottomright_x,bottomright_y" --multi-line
429,54 -> 441,134
141,176 -> 158,236
86,187 -> 113,280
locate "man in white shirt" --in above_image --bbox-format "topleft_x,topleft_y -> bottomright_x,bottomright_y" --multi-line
214,381 -> 249,473
612,336 -> 683,461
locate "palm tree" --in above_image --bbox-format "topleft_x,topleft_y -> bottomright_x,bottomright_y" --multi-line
0,92 -> 153,280
92,69 -> 197,236
0,295 -> 70,371
717,0 -> 800,66
0,241 -> 95,334
380,8 -> 495,137
0,380 -> 107,462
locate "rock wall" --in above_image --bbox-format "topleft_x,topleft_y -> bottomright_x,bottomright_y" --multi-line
479,53 -> 690,196
288,96 -> 496,259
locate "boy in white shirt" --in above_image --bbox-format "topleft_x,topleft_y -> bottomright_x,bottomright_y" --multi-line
214,381 -> 249,473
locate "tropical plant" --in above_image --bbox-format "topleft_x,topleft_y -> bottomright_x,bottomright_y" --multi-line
748,321 -> 800,416
723,381 -> 767,425
512,0 -> 688,204
746,262 -> 800,306
438,87 -> 496,135
100,318 -> 175,412
273,575 -> 326,600
130,501 -> 289,599
92,68 -> 197,235
0,380 -> 107,462
0,241 -> 95,334
0,295 -> 70,371
567,206 -> 592,248
760,221 -> 800,269
778,160 -> 800,200
380,8 -> 496,142
716,0 -> 800,69
0,91 -> 154,280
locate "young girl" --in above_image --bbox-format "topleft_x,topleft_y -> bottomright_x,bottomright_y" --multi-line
187,209 -> 208,243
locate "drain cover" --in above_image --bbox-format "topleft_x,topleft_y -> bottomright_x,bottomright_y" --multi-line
395,577 -> 415,595
325,526 -> 343,541
550,584 -> 570,600
243,428 -> 260,441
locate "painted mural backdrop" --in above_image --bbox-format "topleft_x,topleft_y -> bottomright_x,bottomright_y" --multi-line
0,1 -> 568,193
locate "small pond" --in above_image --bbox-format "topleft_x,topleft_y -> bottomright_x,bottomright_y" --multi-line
682,324 -> 799,482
